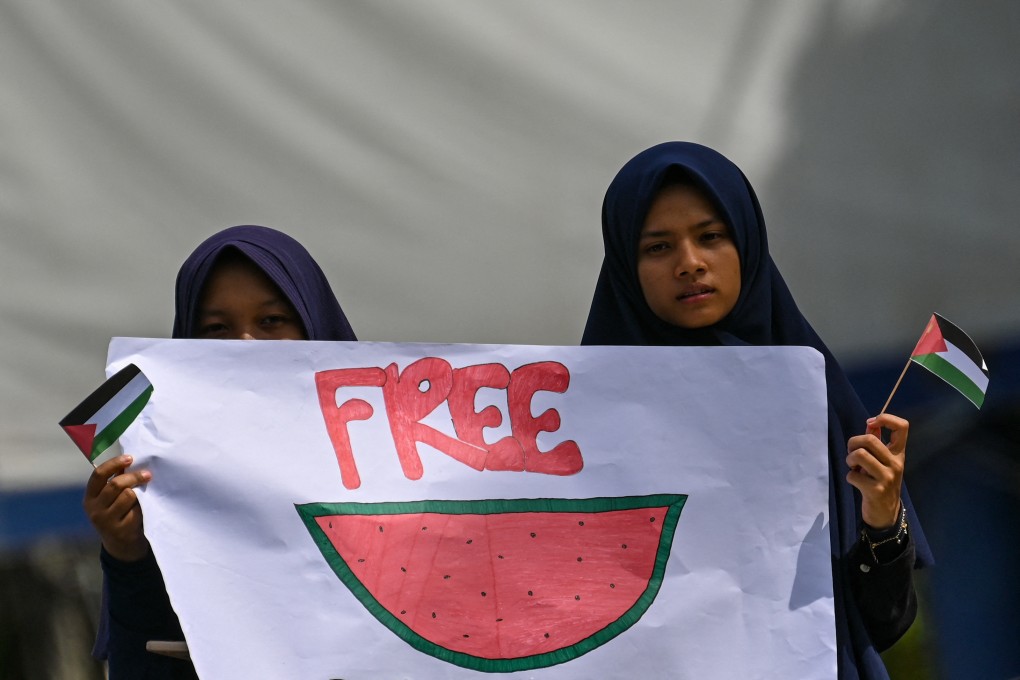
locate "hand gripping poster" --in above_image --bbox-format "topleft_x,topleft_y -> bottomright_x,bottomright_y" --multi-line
107,338 -> 835,679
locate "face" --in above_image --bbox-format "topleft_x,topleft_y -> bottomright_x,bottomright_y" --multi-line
636,183 -> 741,329
195,255 -> 307,340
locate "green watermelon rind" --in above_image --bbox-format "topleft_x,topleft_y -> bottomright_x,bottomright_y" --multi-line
295,494 -> 687,673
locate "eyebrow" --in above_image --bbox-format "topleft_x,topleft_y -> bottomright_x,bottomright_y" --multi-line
198,298 -> 292,316
639,218 -> 722,238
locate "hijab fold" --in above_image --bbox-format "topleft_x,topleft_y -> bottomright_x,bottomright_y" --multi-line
583,142 -> 932,680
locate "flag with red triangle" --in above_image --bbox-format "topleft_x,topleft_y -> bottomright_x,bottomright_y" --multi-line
60,363 -> 153,464
910,313 -> 989,408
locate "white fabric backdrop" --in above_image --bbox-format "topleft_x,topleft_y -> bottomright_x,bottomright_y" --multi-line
3,1 -> 1018,491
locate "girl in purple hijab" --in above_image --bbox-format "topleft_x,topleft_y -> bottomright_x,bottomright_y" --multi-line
84,225 -> 356,679
583,143 -> 932,680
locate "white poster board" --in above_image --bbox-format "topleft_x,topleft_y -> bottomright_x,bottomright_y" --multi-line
109,338 -> 835,679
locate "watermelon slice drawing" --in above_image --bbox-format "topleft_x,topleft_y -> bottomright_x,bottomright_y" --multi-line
296,494 -> 687,673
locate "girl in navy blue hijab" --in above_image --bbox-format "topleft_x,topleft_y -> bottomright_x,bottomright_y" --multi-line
583,142 -> 932,680
85,225 -> 356,679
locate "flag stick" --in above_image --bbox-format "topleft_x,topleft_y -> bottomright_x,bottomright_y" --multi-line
879,358 -> 913,415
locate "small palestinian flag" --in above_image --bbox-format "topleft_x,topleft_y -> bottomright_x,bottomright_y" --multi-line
910,313 -> 989,408
60,363 -> 153,464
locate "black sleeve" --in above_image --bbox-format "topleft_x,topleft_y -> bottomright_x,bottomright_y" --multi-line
848,526 -> 918,651
101,547 -> 198,680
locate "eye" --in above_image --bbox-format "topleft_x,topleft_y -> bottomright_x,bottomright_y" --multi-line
700,229 -> 729,243
643,242 -> 669,255
197,322 -> 228,338
260,314 -> 289,327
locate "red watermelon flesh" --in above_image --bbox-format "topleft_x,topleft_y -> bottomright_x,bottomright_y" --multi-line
297,495 -> 686,673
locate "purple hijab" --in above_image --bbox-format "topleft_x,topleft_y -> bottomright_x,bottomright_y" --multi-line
583,142 -> 932,680
172,225 -> 356,341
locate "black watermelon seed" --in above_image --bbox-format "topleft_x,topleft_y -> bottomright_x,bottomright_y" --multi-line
378,526 -> 384,532
609,583 -> 616,589
621,544 -> 628,549
650,516 -> 656,522
530,532 -> 536,538
528,590 -> 533,596
443,575 -> 451,580
400,567 -> 407,572
498,554 -> 504,559
422,526 -> 428,531
463,634 -> 470,638
481,592 -> 487,597
577,557 -> 583,562
328,522 -> 332,529
578,521 -> 585,526
544,633 -> 550,638
357,558 -> 365,563
496,618 -> 503,622
574,595 -> 581,600
400,610 -> 406,615
466,539 -> 473,544
432,612 -> 437,618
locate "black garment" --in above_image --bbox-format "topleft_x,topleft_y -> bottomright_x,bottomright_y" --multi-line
851,524 -> 918,652
100,548 -> 197,680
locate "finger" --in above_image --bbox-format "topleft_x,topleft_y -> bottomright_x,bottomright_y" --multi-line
106,487 -> 143,524
85,455 -> 133,497
93,468 -> 152,514
847,433 -> 868,474
845,465 -> 890,500
851,445 -> 903,486
846,458 -> 899,504
866,419 -> 880,439
846,448 -> 896,484
101,505 -> 149,561
847,431 -> 903,470
104,468 -> 152,493
868,413 -> 909,455
86,483 -> 135,524
845,467 -> 876,493
116,506 -> 145,535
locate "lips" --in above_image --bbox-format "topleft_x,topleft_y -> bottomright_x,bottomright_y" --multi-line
677,284 -> 714,301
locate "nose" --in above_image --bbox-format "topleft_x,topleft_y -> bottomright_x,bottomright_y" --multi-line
228,325 -> 258,340
673,243 -> 706,278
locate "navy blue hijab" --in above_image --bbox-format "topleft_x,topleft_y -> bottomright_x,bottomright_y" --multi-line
583,142 -> 932,679
172,225 -> 356,341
